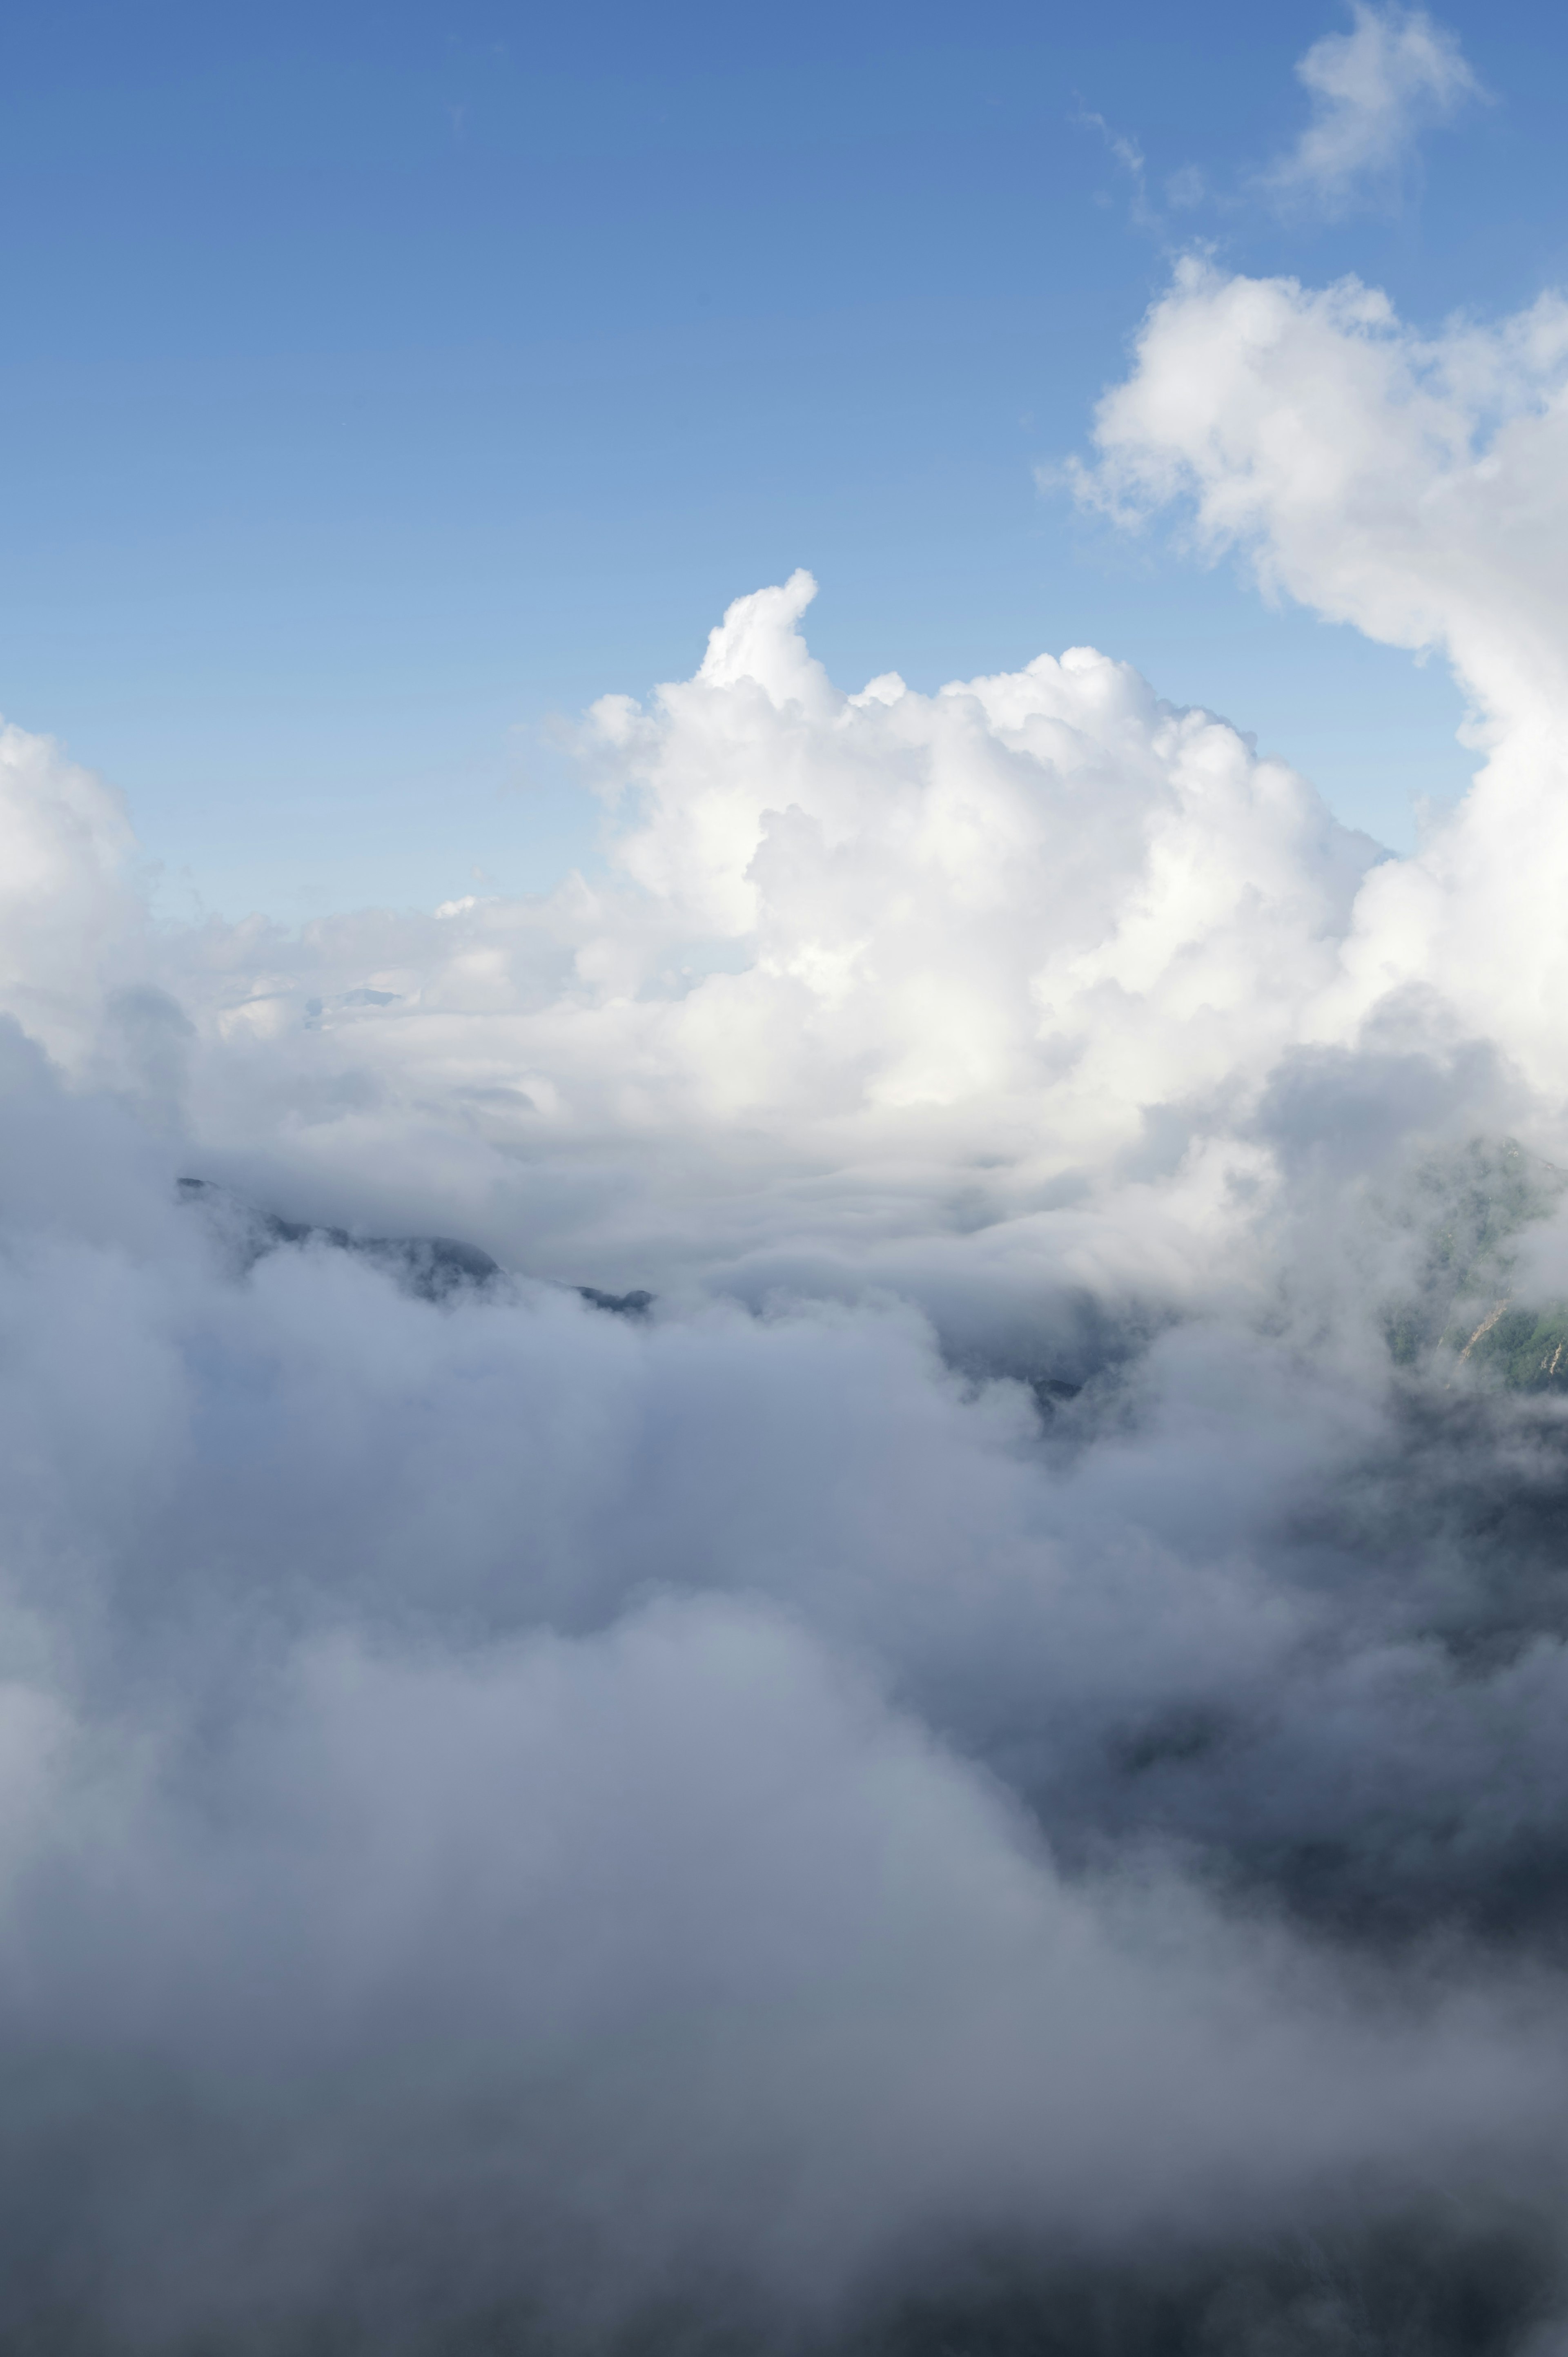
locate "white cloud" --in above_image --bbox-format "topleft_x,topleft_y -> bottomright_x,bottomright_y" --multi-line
1265,3 -> 1483,212
0,544 -> 1554,2335
110,580 -> 1376,1311
7,234 -> 1568,2344
1079,256 -> 1568,1088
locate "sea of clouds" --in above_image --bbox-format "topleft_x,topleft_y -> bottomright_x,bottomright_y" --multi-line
8,250 -> 1568,2353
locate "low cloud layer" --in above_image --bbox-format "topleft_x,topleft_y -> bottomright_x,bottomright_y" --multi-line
9,237 -> 1568,2350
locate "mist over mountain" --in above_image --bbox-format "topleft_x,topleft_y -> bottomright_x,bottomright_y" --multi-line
10,213 -> 1568,2353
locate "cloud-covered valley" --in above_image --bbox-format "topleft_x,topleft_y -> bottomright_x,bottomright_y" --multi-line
10,251 -> 1568,2352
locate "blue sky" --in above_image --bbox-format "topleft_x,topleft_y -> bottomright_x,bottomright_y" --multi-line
2,0 -> 1562,919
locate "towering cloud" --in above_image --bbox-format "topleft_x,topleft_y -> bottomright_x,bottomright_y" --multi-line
141,568 -> 1381,1320
6,249 -> 1568,2350
1082,256 -> 1568,1092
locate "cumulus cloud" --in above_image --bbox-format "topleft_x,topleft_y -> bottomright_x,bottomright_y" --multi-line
127,573 -> 1381,1321
10,236 -> 1568,2347
1079,256 -> 1568,1097
1264,3 -> 1483,214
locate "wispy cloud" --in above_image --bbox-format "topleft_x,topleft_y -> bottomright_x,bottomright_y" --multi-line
1075,105 -> 1156,229
1264,2 -> 1484,214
